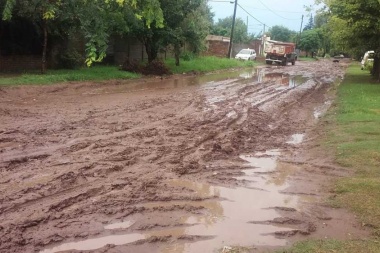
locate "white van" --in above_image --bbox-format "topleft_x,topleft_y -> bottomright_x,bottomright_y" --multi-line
235,49 -> 257,61
361,50 -> 374,70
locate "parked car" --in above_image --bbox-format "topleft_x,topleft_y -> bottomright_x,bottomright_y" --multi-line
361,50 -> 374,70
235,48 -> 257,61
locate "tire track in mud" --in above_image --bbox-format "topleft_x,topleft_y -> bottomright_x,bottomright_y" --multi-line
0,60 -> 356,253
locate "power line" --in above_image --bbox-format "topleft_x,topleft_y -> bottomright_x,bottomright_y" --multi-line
238,5 -> 305,14
237,3 -> 271,29
255,0 -> 302,21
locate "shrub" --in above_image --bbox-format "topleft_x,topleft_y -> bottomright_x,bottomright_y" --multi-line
121,58 -> 142,73
58,50 -> 84,69
140,60 -> 172,76
181,51 -> 195,61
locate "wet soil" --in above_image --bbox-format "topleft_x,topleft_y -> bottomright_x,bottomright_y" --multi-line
0,59 -> 369,253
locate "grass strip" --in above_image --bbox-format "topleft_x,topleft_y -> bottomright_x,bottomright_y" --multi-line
278,63 -> 380,252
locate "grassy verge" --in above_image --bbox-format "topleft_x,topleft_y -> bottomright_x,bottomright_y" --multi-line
278,63 -> 380,252
298,56 -> 318,61
166,56 -> 257,74
0,57 -> 257,86
276,239 -> 380,253
0,66 -> 140,86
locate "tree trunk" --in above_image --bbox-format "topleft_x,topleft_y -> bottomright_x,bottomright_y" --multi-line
41,19 -> 48,74
145,38 -> 158,63
373,56 -> 380,82
174,43 -> 180,66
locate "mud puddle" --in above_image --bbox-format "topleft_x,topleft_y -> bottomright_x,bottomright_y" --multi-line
239,70 -> 307,88
286,134 -> 305,145
38,149 -> 304,253
82,69 -> 260,95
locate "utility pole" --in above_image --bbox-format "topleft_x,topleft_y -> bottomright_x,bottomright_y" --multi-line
227,0 -> 238,58
262,24 -> 266,56
246,16 -> 249,34
297,15 -> 304,48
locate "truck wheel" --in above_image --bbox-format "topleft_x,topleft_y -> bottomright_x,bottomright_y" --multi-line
282,59 -> 287,66
292,60 -> 295,65
266,60 -> 272,65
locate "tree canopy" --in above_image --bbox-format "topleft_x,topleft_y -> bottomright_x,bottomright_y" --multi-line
1,0 -> 164,71
316,0 -> 380,80
211,16 -> 251,43
268,25 -> 296,42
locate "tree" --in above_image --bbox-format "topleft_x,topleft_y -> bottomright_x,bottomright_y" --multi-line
303,14 -> 314,31
268,25 -> 296,42
318,0 -> 380,80
128,0 -> 211,65
211,16 -> 249,43
298,29 -> 321,56
1,0 -> 164,72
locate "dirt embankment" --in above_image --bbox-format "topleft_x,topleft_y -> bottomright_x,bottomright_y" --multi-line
0,59 -> 368,253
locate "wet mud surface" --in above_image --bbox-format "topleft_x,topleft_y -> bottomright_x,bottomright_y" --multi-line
0,60 -> 369,253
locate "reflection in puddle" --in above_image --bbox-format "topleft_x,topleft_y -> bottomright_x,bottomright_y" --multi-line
104,220 -> 135,230
39,234 -> 145,253
238,69 -> 307,89
40,150 -> 301,253
286,134 -> 305,145
157,149 -> 300,252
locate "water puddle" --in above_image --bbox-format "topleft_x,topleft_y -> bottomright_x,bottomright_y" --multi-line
155,150 -> 301,252
104,220 -> 135,230
286,134 -> 305,145
39,234 -> 145,253
314,101 -> 332,119
40,150 -> 302,253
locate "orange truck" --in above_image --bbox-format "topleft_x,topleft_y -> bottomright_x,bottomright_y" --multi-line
265,40 -> 297,66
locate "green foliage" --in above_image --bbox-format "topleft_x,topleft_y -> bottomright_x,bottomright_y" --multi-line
268,25 -> 296,42
128,0 -> 211,64
181,51 -> 195,61
303,14 -> 314,31
2,0 -> 164,67
320,0 -> 380,79
365,60 -> 374,72
211,16 -> 251,43
58,49 -> 84,70
298,29 -> 322,54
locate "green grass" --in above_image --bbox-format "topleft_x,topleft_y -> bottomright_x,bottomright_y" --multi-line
0,57 -> 258,86
326,64 -> 380,231
166,56 -> 257,74
298,56 -> 318,61
0,66 -> 140,86
276,239 -> 380,253
279,63 -> 380,252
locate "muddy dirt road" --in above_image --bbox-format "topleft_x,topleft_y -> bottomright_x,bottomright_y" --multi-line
0,60 -> 368,253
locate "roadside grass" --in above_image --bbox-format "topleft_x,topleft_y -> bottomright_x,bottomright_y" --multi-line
166,56 -> 257,74
278,63 -> 380,252
0,66 -> 140,86
0,57 -> 257,86
276,239 -> 380,253
298,56 -> 318,61
327,65 -> 380,231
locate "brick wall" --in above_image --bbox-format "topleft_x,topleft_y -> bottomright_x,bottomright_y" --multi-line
205,40 -> 229,57
0,55 -> 41,73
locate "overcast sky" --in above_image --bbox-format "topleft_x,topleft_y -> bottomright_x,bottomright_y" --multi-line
208,0 -> 317,35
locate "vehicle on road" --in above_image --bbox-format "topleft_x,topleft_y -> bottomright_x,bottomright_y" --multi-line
265,40 -> 297,66
361,50 -> 374,70
235,48 -> 257,61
